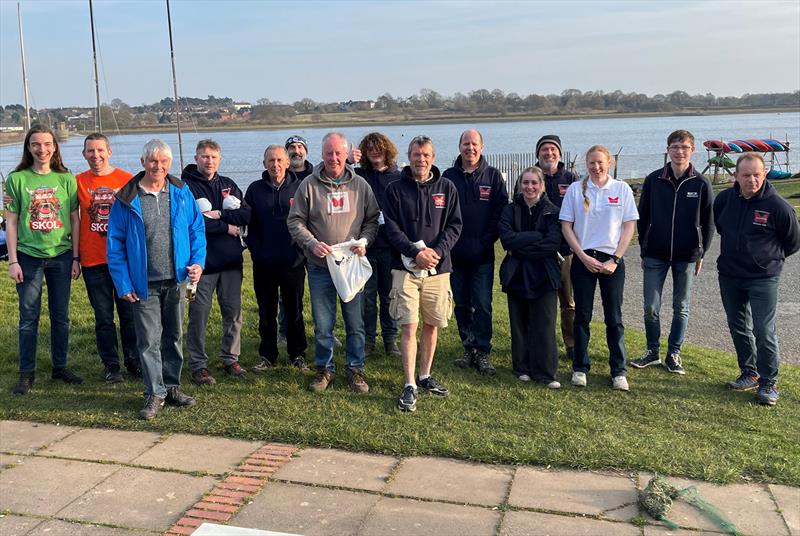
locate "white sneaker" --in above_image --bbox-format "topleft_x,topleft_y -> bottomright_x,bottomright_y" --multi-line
611,375 -> 630,391
571,371 -> 587,387
517,374 -> 531,382
546,380 -> 561,389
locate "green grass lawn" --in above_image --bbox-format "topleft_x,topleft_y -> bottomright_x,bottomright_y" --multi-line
0,256 -> 798,487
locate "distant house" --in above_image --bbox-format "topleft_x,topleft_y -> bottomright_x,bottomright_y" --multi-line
233,102 -> 252,111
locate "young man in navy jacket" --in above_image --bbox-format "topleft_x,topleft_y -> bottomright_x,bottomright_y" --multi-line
443,129 -> 507,376
714,153 -> 800,406
632,130 -> 713,375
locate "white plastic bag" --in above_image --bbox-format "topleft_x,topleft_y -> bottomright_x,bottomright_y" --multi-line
325,238 -> 372,303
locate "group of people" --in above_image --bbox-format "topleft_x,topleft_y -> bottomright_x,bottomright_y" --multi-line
5,125 -> 798,419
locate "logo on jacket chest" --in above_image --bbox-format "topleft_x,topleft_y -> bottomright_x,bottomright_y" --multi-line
686,191 -> 699,198
753,210 -> 770,226
607,196 -> 620,204
432,193 -> 446,208
478,186 -> 492,200
328,192 -> 350,213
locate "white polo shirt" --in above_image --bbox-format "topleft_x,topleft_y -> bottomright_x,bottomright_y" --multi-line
559,175 -> 639,255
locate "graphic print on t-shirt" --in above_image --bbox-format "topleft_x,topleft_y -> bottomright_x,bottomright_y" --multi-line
27,186 -> 63,232
87,186 -> 116,235
328,191 -> 350,213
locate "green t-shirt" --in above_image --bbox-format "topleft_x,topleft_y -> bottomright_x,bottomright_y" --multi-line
7,168 -> 78,258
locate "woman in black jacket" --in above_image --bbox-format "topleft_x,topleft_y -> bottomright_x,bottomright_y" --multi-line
498,167 -> 563,388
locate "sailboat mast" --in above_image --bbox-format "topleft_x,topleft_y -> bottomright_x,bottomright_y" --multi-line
17,2 -> 31,131
165,0 -> 184,169
89,0 -> 102,132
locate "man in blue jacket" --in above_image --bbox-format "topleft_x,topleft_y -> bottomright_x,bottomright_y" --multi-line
182,139 -> 251,386
632,130 -> 713,375
107,139 -> 206,420
714,153 -> 799,406
443,129 -> 508,376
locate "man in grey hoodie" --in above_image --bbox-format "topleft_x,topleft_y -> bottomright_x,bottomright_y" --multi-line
287,132 -> 380,394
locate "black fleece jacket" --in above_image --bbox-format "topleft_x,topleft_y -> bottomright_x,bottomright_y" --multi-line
181,164 -> 250,274
355,164 -> 401,250
244,170 -> 304,268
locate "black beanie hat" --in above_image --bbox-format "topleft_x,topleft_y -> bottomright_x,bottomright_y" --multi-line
536,135 -> 562,158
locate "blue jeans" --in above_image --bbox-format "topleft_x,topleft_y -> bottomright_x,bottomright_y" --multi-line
719,275 -> 780,384
133,279 -> 185,397
451,261 -> 494,353
642,257 -> 695,355
16,251 -> 73,374
307,263 -> 365,372
363,248 -> 397,347
571,256 -> 627,377
83,263 -> 139,371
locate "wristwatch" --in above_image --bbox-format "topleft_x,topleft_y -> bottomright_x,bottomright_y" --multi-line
610,255 -> 621,265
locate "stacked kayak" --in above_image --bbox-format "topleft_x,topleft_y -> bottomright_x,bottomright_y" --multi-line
703,139 -> 789,153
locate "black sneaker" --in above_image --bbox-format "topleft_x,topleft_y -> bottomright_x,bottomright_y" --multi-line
397,385 -> 418,412
52,368 -> 84,385
364,342 -> 376,357
726,373 -> 759,391
385,341 -> 401,357
165,386 -> 196,406
12,375 -> 34,395
454,348 -> 476,368
104,367 -> 124,384
756,383 -> 779,406
139,395 -> 165,420
251,357 -> 274,374
663,353 -> 685,375
630,349 -> 660,368
417,376 -> 449,397
475,351 -> 496,376
291,355 -> 309,371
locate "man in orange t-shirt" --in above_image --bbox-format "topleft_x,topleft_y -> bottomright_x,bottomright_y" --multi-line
76,133 -> 139,383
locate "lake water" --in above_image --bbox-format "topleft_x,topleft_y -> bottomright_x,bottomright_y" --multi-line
2,111 -> 798,192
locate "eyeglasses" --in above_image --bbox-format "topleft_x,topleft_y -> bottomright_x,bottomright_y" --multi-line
668,144 -> 693,152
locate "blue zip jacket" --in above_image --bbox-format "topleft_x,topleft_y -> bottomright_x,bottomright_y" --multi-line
107,172 -> 206,299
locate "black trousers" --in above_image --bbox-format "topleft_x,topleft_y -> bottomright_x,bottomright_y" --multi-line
253,263 -> 307,362
507,290 -> 558,382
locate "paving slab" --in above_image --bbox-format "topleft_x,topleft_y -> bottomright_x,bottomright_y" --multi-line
0,514 -> 44,536
194,524 -> 299,535
640,475 -> 787,536
232,482 -> 379,536
770,484 -> 800,536
58,466 -> 218,532
28,519 -> 152,535
273,447 -> 397,491
131,433 -> 262,475
602,503 -> 640,522
508,467 -> 637,516
643,527 -> 719,535
500,510 -> 640,536
385,456 -> 512,506
0,457 -> 118,516
360,496 -> 500,536
0,420 -> 77,454
0,453 -> 26,469
40,428 -> 161,464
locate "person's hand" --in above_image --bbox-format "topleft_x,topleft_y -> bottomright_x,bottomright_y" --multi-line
71,259 -> 81,280
3,194 -> 10,207
122,292 -> 139,303
350,147 -> 362,164
415,248 -> 440,270
313,241 -> 333,258
350,245 -> 366,256
579,253 -> 605,273
227,224 -> 239,237
187,264 -> 203,284
695,258 -> 703,276
203,210 -> 221,219
8,262 -> 23,283
601,260 -> 618,275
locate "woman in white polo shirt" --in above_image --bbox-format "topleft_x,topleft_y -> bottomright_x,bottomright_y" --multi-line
559,145 -> 638,391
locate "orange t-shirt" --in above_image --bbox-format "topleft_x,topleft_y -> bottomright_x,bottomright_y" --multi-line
76,167 -> 134,267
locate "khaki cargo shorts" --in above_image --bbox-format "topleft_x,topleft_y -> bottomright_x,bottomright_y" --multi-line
389,270 -> 453,328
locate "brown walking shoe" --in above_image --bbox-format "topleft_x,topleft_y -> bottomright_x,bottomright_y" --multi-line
347,368 -> 369,394
309,367 -> 333,392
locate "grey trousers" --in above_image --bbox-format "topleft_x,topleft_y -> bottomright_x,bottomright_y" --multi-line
186,268 -> 243,371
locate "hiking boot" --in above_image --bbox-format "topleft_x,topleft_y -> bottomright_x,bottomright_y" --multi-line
475,351 -> 496,376
726,373 -> 759,391
104,367 -> 124,384
165,386 -> 196,406
631,349 -> 660,369
251,357 -> 274,374
52,368 -> 84,385
347,368 -> 369,393
756,383 -> 779,406
545,380 -> 561,389
417,375 -> 449,396
385,341 -> 401,357
663,352 -> 685,375
571,371 -> 587,387
124,360 -> 142,379
397,385 -> 418,412
139,395 -> 165,420
612,375 -> 630,391
291,355 -> 309,371
364,342 -> 376,357
191,368 -> 217,386
309,367 -> 333,392
12,374 -> 34,395
224,362 -> 247,377
454,348 -> 476,369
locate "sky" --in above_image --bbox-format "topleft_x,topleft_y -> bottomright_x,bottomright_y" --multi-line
1,0 -> 799,109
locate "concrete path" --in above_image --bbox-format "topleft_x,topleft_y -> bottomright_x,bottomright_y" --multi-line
1,420 -> 797,536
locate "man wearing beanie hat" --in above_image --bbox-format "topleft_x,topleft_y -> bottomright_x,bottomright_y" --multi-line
285,135 -> 314,181
535,134 -> 579,361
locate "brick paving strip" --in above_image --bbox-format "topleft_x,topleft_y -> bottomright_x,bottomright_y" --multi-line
165,443 -> 298,536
